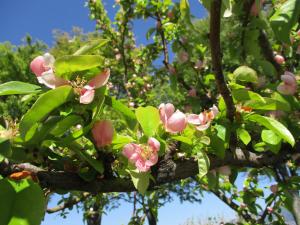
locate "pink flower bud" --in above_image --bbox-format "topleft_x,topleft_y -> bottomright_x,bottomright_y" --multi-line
270,184 -> 278,194
92,120 -> 114,147
240,203 -> 247,209
274,54 -> 285,64
178,51 -> 189,63
129,102 -> 135,107
159,103 -> 187,133
188,88 -> 197,97
297,29 -> 300,37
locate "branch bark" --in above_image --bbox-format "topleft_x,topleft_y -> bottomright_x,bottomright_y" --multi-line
1,143 -> 298,193
209,0 -> 235,122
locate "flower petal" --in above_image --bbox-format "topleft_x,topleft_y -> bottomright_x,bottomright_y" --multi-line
148,137 -> 160,152
166,110 -> 187,133
39,70 -> 68,89
88,69 -> 110,89
30,56 -> 46,77
187,114 -> 201,125
80,89 -> 95,104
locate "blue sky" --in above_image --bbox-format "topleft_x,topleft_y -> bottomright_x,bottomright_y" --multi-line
0,1 -> 244,224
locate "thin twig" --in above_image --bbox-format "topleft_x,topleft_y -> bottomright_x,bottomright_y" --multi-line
47,192 -> 90,213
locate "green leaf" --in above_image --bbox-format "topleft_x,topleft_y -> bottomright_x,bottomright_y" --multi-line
247,114 -> 295,146
197,151 -> 210,179
261,130 -> 282,146
232,89 -> 265,103
54,55 -> 104,79
210,134 -> 226,158
135,106 -> 160,137
73,39 -> 109,56
180,0 -> 194,29
129,169 -> 150,195
171,136 -> 192,145
0,81 -> 40,96
112,135 -> 135,150
50,115 -> 83,137
245,98 -> 291,111
0,179 -> 45,225
69,142 -> 104,174
215,124 -> 227,142
105,96 -> 137,130
233,66 -> 258,83
237,128 -> 251,145
20,86 -> 74,140
270,0 -> 300,43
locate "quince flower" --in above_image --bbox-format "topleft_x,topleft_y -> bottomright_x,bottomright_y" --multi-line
187,105 -> 219,131
159,103 -> 187,133
123,138 -> 160,172
30,53 -> 68,89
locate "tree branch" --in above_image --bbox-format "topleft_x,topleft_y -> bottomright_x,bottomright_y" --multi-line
1,142 -> 298,193
209,0 -> 235,122
258,30 -> 283,79
47,192 -> 91,213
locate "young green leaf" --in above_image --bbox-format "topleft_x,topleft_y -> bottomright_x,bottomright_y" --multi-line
54,55 -> 104,79
0,179 -> 45,225
197,151 -> 210,179
247,114 -> 295,146
270,0 -> 300,43
135,106 -> 160,137
0,81 -> 40,96
73,39 -> 109,56
233,66 -> 258,83
105,96 -> 137,130
261,130 -> 282,146
20,85 -> 74,140
237,128 -> 251,145
129,169 -> 150,195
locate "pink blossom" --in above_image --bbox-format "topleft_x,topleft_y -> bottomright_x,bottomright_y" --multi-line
122,138 -> 160,172
178,51 -> 189,63
92,120 -> 114,147
79,69 -> 110,104
187,105 -> 219,131
30,53 -> 68,89
167,11 -> 174,20
297,29 -> 300,37
277,71 -> 297,95
274,54 -> 285,64
159,103 -> 187,133
188,88 -> 197,97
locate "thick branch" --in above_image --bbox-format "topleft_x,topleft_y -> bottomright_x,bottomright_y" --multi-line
1,143 -> 298,193
209,0 -> 235,122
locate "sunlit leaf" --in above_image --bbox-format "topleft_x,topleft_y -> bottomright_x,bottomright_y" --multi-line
0,81 -> 40,96
135,106 -> 160,137
0,179 -> 45,225
20,86 -> 74,140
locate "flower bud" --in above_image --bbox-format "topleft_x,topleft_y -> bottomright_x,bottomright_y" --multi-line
274,54 -> 285,64
92,120 -> 114,147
